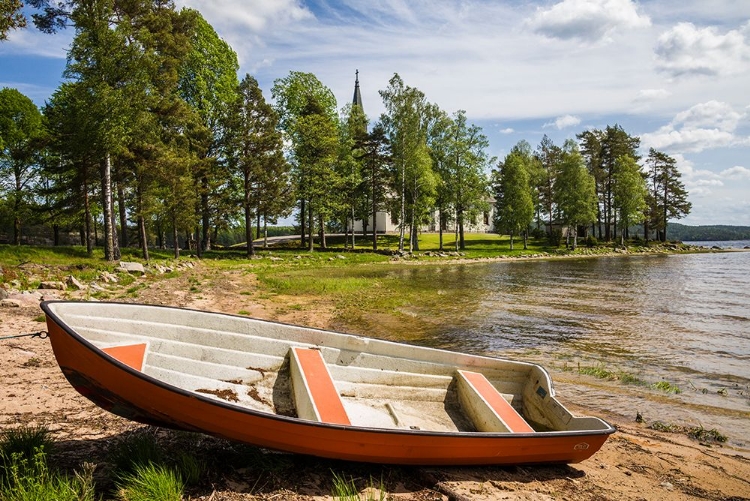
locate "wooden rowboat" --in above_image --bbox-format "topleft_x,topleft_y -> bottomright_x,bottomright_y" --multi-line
41,300 -> 614,465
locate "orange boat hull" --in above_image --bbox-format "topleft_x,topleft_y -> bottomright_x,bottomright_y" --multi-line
44,307 -> 612,465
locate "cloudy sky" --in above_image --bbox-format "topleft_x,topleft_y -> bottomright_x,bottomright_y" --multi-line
2,0 -> 749,225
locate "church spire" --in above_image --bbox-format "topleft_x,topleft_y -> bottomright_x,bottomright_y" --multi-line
352,69 -> 363,109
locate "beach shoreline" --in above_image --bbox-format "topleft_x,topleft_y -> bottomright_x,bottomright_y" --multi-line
2,265 -> 750,500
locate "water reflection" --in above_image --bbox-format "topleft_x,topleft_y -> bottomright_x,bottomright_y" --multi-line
343,252 -> 750,447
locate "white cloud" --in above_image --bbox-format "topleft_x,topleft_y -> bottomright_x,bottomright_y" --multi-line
499,128 -> 515,134
528,0 -> 650,43
1,27 -> 71,58
634,88 -> 671,101
720,166 -> 750,179
693,179 -> 724,187
544,114 -> 581,129
641,101 -> 749,153
178,0 -> 312,32
654,21 -> 750,77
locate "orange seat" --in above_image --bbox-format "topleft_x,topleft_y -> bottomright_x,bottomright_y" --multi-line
457,370 -> 534,433
290,347 -> 350,426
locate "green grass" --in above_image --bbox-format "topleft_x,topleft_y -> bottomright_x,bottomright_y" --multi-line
649,422 -> 726,443
0,426 -> 55,464
0,449 -> 96,501
331,471 -> 359,501
116,463 -> 183,501
108,430 -> 164,474
566,363 -> 645,386
651,381 -> 682,394
0,426 -> 95,501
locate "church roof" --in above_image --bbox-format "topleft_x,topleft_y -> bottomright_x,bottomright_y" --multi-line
352,70 -> 363,109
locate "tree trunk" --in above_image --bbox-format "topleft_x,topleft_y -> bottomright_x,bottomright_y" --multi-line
172,216 -> 180,259
454,210 -> 459,252
523,229 -> 529,250
13,216 -> 20,246
319,214 -> 326,249
116,172 -> 128,248
201,176 -> 211,251
101,153 -> 116,262
510,231 -> 514,251
300,198 -> 306,248
458,211 -> 465,251
138,214 -> 149,262
372,196 -> 378,251
111,209 -> 121,260
308,203 -> 314,252
194,225 -> 202,258
438,209 -> 444,251
245,202 -> 254,257
398,161 -> 405,252
83,177 -> 93,255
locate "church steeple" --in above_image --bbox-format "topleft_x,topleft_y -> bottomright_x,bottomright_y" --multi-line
352,69 -> 363,110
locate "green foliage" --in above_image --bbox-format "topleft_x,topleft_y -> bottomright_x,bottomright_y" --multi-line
226,74 -> 291,257
649,422 -> 726,443
0,87 -> 45,245
171,451 -> 204,487
667,223 -> 750,241
108,431 -> 163,475
0,425 -> 54,465
116,463 -> 183,501
0,449 -> 96,501
492,147 -> 534,250
0,0 -> 26,41
651,381 -> 681,394
331,471 -> 359,501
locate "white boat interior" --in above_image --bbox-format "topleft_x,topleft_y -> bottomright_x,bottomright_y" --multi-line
46,302 -> 611,435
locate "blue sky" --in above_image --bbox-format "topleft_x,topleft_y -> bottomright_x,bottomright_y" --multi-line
2,0 -> 750,225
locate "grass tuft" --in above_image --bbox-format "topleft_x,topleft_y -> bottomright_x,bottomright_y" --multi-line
651,381 -> 681,394
116,463 -> 183,501
331,470 -> 359,501
649,421 -> 727,443
108,430 -> 163,474
0,448 -> 96,501
172,451 -> 204,486
0,425 -> 54,464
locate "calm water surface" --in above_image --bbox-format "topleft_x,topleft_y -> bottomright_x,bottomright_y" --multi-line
366,251 -> 750,449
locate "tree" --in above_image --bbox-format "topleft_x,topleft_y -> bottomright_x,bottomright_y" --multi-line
443,110 -> 491,250
226,74 -> 288,257
553,143 -> 598,248
613,155 -> 648,246
578,125 -> 640,241
646,148 -> 691,242
43,82 -> 101,254
178,9 -> 239,252
355,122 -> 391,250
379,74 -> 435,252
0,88 -> 44,245
493,149 -> 534,250
1,0 -> 25,40
535,135 -> 561,236
337,102 -> 366,249
272,71 -> 339,249
424,104 -> 453,250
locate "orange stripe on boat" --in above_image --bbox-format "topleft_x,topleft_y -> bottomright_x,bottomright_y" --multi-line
293,348 -> 350,425
460,370 -> 534,433
102,343 -> 147,371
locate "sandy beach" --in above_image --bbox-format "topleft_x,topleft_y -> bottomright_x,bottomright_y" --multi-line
2,262 -> 749,500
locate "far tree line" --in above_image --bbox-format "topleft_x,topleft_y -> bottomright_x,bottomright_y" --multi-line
0,1 -> 690,260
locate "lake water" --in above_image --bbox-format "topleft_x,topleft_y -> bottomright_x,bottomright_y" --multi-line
365,251 -> 750,449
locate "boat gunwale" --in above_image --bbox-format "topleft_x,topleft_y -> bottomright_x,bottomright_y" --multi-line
40,300 -> 616,439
